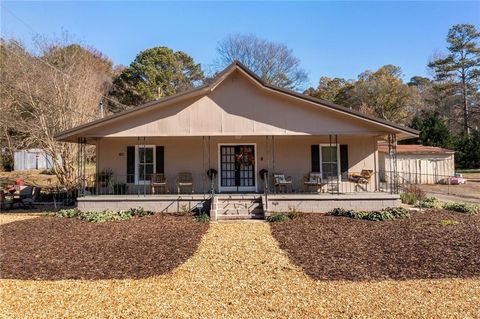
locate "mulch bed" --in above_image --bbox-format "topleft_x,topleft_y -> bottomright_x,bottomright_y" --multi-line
270,210 -> 480,281
0,214 -> 208,280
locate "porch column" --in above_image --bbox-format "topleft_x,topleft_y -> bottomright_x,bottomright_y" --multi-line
76,137 -> 86,197
272,136 -> 276,193
388,133 -> 398,194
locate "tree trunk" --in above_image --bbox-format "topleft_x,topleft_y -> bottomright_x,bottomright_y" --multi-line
461,75 -> 470,136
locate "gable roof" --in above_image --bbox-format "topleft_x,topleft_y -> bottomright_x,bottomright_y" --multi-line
55,61 -> 419,141
378,142 -> 454,155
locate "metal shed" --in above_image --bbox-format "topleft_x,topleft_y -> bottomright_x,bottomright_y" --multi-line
14,149 -> 56,171
378,144 -> 455,184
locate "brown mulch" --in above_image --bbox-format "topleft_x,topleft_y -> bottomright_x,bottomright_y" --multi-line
270,210 -> 480,281
0,214 -> 208,280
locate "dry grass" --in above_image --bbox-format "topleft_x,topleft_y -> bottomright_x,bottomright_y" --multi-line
0,170 -> 58,187
0,212 -> 43,225
1,216 -> 479,318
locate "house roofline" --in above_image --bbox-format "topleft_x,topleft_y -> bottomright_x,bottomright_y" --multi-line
55,61 -> 419,141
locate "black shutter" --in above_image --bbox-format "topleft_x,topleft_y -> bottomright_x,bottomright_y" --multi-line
156,146 -> 164,174
127,146 -> 135,183
311,145 -> 320,173
340,144 -> 349,180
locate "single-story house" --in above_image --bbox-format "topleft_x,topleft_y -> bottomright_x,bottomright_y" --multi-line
55,61 -> 418,219
378,143 -> 455,184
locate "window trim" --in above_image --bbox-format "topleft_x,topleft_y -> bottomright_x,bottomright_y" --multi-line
319,144 -> 341,180
134,145 -> 156,185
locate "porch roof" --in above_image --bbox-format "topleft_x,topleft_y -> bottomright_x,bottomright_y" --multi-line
55,61 -> 418,143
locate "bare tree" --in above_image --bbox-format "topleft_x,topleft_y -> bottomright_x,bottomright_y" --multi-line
0,37 -> 113,188
216,34 -> 308,91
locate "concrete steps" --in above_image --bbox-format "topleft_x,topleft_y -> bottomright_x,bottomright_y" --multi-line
212,195 -> 265,220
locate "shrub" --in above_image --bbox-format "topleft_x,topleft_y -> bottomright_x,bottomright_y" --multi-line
416,197 -> 442,209
329,208 -> 357,219
400,192 -> 416,205
404,185 -> 426,202
286,206 -> 303,219
328,207 -> 410,221
196,213 -> 210,223
129,207 -> 154,217
56,208 -> 82,218
362,207 -> 410,221
443,202 -> 479,215
266,213 -> 290,222
56,207 -> 155,222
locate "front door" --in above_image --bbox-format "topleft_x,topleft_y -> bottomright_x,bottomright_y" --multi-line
219,145 -> 256,192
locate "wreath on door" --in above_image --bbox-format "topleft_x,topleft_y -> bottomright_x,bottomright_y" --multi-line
236,147 -> 255,167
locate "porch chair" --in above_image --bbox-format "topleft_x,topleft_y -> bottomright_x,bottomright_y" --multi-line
176,172 -> 194,194
151,174 -> 169,194
273,173 -> 293,193
303,172 -> 325,193
348,169 -> 374,192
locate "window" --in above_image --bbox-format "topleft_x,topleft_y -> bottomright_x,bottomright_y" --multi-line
136,146 -> 155,183
320,145 -> 339,180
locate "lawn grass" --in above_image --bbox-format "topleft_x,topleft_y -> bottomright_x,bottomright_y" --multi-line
457,168 -> 480,173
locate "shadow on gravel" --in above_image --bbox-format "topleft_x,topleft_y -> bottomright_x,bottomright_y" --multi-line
0,214 -> 208,280
270,210 -> 480,281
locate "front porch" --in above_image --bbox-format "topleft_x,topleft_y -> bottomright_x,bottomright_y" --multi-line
75,134 -> 403,219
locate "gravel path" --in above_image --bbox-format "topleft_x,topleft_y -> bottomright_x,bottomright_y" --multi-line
1,218 -> 479,318
0,212 -> 43,225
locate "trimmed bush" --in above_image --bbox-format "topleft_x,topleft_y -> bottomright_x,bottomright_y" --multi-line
56,207 -> 155,223
416,197 -> 443,209
328,207 -> 410,221
443,202 -> 479,215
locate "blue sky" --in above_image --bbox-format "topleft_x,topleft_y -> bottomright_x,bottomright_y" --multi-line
1,1 -> 479,88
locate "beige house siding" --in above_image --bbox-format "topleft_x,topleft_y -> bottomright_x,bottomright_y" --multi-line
96,135 -> 378,193
79,70 -> 400,139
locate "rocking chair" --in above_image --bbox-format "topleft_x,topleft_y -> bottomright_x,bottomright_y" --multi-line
151,173 -> 168,194
274,173 -> 293,193
176,172 -> 194,194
